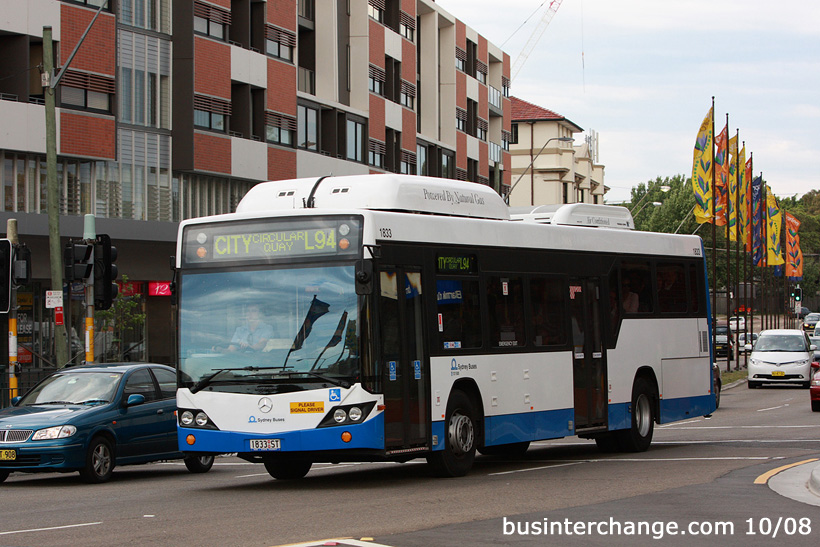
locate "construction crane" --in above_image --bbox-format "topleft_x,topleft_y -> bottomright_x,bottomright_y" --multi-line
510,0 -> 564,81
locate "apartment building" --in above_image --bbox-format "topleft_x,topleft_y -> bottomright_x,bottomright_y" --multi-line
0,0 -> 511,367
508,96 -> 605,207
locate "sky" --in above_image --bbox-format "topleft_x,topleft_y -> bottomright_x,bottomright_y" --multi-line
435,0 -> 820,203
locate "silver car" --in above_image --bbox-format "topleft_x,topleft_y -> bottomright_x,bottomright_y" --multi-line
747,329 -> 816,389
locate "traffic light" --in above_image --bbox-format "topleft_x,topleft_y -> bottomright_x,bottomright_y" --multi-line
13,244 -> 31,286
64,241 -> 93,281
94,234 -> 118,310
795,287 -> 803,302
0,239 -> 11,313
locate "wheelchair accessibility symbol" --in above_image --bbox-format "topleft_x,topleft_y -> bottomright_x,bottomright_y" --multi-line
329,388 -> 341,402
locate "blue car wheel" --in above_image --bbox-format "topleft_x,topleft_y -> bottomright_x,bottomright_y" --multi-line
79,437 -> 115,483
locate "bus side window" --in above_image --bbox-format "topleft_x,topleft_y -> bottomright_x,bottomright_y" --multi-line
436,278 -> 482,349
531,277 -> 567,347
487,276 -> 525,348
621,261 -> 653,314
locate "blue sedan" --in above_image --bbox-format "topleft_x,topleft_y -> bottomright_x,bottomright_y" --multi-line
0,363 -> 214,483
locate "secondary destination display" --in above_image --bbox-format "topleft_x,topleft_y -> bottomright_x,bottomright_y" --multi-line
436,254 -> 477,274
183,217 -> 361,266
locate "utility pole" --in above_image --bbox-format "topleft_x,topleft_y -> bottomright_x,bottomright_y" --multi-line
42,26 -> 69,368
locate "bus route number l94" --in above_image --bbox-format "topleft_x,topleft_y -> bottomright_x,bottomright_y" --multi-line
249,439 -> 281,451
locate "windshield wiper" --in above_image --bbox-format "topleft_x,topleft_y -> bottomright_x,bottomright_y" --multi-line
30,400 -> 76,406
80,399 -> 110,405
190,366 -> 291,393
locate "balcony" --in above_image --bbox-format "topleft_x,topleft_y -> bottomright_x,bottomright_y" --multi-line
488,86 -> 502,117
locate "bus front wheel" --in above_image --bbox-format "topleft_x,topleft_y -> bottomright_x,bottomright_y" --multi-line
616,377 -> 655,452
264,459 -> 312,480
427,390 -> 477,477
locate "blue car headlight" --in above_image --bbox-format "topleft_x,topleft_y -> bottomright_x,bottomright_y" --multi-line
31,425 -> 77,440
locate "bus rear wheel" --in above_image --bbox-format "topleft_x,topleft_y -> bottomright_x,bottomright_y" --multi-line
616,377 -> 655,452
264,460 -> 312,480
427,390 -> 477,477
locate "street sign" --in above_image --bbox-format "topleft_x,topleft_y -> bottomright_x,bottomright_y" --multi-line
45,290 -> 63,309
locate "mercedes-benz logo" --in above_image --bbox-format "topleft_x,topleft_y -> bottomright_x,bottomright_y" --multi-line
258,397 -> 273,413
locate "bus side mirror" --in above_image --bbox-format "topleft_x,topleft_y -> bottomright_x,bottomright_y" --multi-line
355,260 -> 373,295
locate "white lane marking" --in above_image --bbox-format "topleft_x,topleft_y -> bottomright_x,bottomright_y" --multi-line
0,522 -> 102,536
758,404 -> 789,412
658,424 -> 817,429
659,419 -> 702,428
489,462 -> 585,476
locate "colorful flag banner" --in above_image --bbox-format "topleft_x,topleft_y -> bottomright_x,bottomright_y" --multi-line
691,106 -> 713,224
765,185 -> 784,266
785,212 -> 803,281
751,176 -> 764,267
727,136 -> 739,240
713,125 -> 729,226
741,156 -> 752,251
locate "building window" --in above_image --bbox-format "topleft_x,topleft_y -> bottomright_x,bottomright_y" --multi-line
476,118 -> 488,141
455,48 -> 466,72
193,95 -> 231,132
265,112 -> 296,147
384,128 -> 401,173
194,1 -> 231,41
266,25 -> 295,62
467,158 -> 478,182
385,56 -> 401,104
417,143 -> 428,175
194,110 -> 225,131
502,77 -> 511,98
456,108 -> 467,133
120,0 -> 170,33
475,60 -> 487,84
399,11 -> 415,41
60,70 -> 115,114
367,0 -> 384,22
369,139 -> 385,168
510,123 -> 519,144
400,150 -> 416,175
369,65 -> 385,96
297,104 -> 319,150
119,30 -> 171,129
400,81 -> 415,109
61,86 -> 111,113
441,150 -> 455,179
467,99 -> 477,136
466,40 -> 477,79
346,119 -> 365,162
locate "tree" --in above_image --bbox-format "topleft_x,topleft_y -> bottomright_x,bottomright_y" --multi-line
94,275 -> 146,362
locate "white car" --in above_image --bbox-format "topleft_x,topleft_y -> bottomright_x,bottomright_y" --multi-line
728,316 -> 746,332
747,329 -> 816,389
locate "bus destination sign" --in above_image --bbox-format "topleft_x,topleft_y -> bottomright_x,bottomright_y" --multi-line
183,217 -> 361,266
436,254 -> 477,274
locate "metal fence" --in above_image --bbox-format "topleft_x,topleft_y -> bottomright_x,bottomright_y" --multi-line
0,367 -> 57,409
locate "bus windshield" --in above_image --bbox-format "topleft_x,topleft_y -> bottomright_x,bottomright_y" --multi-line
179,264 -> 359,393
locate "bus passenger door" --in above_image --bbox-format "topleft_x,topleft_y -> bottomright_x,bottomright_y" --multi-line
569,278 -> 608,432
378,268 -> 429,452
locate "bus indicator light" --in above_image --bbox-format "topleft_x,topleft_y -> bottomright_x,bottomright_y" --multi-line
197,247 -> 207,258
341,431 -> 352,443
186,434 -> 196,446
339,238 -> 350,250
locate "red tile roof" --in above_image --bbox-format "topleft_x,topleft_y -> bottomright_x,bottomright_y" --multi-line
511,96 -> 583,132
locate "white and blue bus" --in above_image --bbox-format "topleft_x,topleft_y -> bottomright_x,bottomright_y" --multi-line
175,174 -> 715,479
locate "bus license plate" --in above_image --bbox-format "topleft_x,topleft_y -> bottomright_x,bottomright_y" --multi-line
250,439 -> 281,451
0,449 -> 16,460
771,370 -> 785,377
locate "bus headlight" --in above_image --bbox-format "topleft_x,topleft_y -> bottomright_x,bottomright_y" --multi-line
318,402 -> 376,428
180,411 -> 194,426
195,412 -> 209,426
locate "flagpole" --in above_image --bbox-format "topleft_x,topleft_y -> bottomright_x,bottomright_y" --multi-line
711,97 -> 717,363
723,113 -> 731,372
734,130 -> 741,367
743,147 -> 750,369
761,176 -> 768,330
